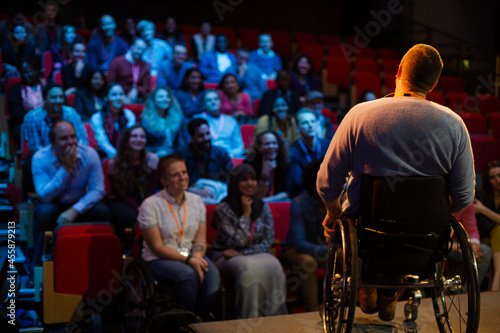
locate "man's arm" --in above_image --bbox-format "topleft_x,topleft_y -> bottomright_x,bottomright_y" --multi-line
71,147 -> 105,214
32,150 -> 71,202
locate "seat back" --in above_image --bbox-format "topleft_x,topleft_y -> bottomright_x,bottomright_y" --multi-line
357,175 -> 450,277
52,223 -> 121,298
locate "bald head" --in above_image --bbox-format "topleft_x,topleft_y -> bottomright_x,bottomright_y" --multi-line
399,43 -> 443,92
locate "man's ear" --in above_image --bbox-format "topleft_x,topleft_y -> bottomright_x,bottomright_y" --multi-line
396,65 -> 402,78
160,177 -> 167,188
429,80 -> 438,93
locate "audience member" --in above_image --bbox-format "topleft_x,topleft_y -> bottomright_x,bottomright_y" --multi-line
248,34 -> 282,80
120,17 -> 137,46
289,108 -> 330,197
157,17 -> 185,47
475,160 -> 500,290
107,125 -> 159,233
87,15 -> 128,71
194,90 -> 244,158
141,87 -> 184,157
34,1 -> 61,53
157,45 -> 195,90
32,120 -> 109,266
452,202 -> 492,287
72,69 -> 107,121
136,20 -> 172,76
289,55 -> 320,98
7,58 -> 45,146
255,95 -> 300,146
258,70 -> 302,117
191,21 -> 215,62
23,83 -> 88,153
177,118 -> 233,202
244,130 -> 290,201
235,47 -> 267,102
318,44 -> 475,321
199,34 -> 237,83
217,73 -> 253,120
304,91 -> 335,140
60,40 -> 94,95
211,163 -> 287,318
174,68 -> 205,119
2,24 -> 38,77
357,89 -> 377,104
50,25 -> 81,71
90,83 -> 136,158
282,159 -> 327,311
138,155 -> 220,320
106,37 -> 150,103
0,5 -> 35,47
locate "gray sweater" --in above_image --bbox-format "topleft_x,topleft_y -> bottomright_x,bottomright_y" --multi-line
317,96 -> 475,215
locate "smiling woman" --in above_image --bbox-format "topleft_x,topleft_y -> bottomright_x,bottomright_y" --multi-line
90,83 -> 137,158
106,125 -> 159,236
211,163 -> 287,318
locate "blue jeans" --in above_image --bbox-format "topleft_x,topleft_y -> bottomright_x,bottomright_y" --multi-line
149,256 -> 220,318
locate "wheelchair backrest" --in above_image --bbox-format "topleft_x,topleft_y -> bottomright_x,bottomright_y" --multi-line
357,175 -> 451,277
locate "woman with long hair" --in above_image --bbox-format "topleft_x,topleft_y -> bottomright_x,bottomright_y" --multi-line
2,24 -> 38,77
211,163 -> 287,318
217,73 -> 253,120
50,25 -> 81,71
475,160 -> 500,290
254,94 -> 299,146
90,83 -> 136,158
7,57 -> 45,146
289,54 -> 320,98
73,68 -> 107,121
107,125 -> 159,232
244,129 -> 290,200
174,67 -> 205,119
141,86 -> 184,157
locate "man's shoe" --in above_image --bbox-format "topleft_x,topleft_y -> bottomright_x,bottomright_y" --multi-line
377,290 -> 401,321
358,288 -> 377,314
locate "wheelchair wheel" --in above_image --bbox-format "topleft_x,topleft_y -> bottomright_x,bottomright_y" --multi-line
120,259 -> 156,332
431,219 -> 480,333
322,219 -> 359,333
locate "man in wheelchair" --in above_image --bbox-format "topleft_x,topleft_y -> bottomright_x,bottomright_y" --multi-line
317,44 -> 475,322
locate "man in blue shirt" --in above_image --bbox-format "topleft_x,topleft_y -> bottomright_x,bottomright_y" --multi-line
23,83 -> 88,154
157,45 -> 195,90
248,34 -> 283,80
87,15 -> 128,72
199,34 -> 237,83
289,108 -> 330,197
177,118 -> 233,201
32,120 -> 109,266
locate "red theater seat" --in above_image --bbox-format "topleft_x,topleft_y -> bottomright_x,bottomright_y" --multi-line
458,112 -> 487,134
239,28 -> 261,50
268,201 -> 291,258
355,58 -> 379,75
123,103 -> 145,120
352,72 -> 381,104
477,93 -> 500,116
43,223 -> 121,324
440,76 -> 465,94
240,124 -> 256,150
268,30 -> 291,59
489,113 -> 500,141
295,32 -> 317,44
448,92 -> 476,113
319,34 -> 341,45
84,123 -> 98,149
324,56 -> 351,89
470,135 -> 500,174
426,91 -> 446,106
205,204 -> 217,245
355,46 -> 377,59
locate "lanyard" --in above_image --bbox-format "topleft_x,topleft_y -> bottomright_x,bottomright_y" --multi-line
298,138 -> 321,164
166,199 -> 187,247
248,222 -> 255,247
131,62 -> 140,87
394,92 -> 425,99
203,112 -> 224,140
101,36 -> 115,62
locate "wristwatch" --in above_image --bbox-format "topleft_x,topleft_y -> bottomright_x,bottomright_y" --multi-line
184,254 -> 192,264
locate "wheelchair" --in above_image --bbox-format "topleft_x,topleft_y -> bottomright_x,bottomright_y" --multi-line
322,176 -> 480,333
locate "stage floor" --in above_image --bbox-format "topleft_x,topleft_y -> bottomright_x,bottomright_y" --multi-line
190,291 -> 499,332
